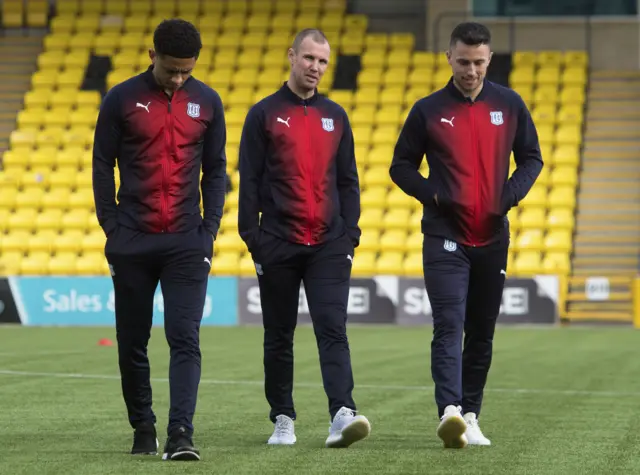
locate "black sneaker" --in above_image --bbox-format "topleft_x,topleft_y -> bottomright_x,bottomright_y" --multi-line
162,426 -> 200,461
131,421 -> 158,455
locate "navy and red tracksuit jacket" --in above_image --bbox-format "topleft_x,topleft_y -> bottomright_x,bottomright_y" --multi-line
238,83 -> 360,250
390,78 -> 543,247
92,66 -> 227,238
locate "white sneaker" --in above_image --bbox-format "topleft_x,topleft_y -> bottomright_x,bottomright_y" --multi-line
463,413 -> 491,446
325,407 -> 371,448
267,415 -> 296,445
436,405 -> 468,449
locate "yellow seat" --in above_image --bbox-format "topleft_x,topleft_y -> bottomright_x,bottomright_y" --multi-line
561,67 -> 587,87
20,252 -> 50,275
237,254 -> 256,277
375,106 -> 402,127
376,251 -> 403,275
542,252 -> 571,275
81,231 -> 106,253
351,106 -> 375,127
359,209 -> 384,231
557,105 -> 583,127
563,51 -> 588,66
548,186 -> 576,209
354,86 -> 379,106
49,170 -> 77,189
550,166 -> 578,187
357,68 -> 383,88
403,251 -> 422,277
1,230 -> 32,253
519,185 -> 547,208
379,230 -> 407,252
36,209 -> 64,232
386,188 -> 416,210
546,208 -> 574,230
0,250 -> 22,275
360,187 -> 387,208
48,252 -> 78,275
513,51 -> 537,67
76,252 -> 105,275
544,230 -> 572,253
54,230 -> 84,253
535,67 -> 560,86
515,229 -> 544,251
537,51 -> 563,67
509,67 -> 535,87
513,251 -> 542,276
357,230 -> 380,253
371,126 -> 398,147
507,208 -> 520,232
560,87 -> 585,106
209,253 -> 239,276
519,208 -> 546,229
69,189 -> 95,210
62,210 -> 91,231
27,230 -> 56,253
15,189 -> 45,209
362,166 -> 390,188
383,209 -> 411,231
215,233 -> 247,254
555,125 -> 582,147
351,251 -> 376,277
531,104 -> 557,126
552,145 -> 580,166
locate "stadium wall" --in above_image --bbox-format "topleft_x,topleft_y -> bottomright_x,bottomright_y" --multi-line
425,0 -> 640,70
0,275 -> 562,326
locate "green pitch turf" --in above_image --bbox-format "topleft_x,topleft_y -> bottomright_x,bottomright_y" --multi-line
2,325 -> 640,474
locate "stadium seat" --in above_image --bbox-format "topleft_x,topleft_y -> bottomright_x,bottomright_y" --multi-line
376,251 -> 403,275
351,252 -> 376,277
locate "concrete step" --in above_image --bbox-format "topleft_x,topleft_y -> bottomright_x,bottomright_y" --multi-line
586,130 -> 640,139
573,256 -> 639,267
590,90 -> 640,100
582,152 -> 640,160
583,140 -> 640,149
577,223 -> 640,233
575,234 -> 640,244
581,161 -> 640,170
573,245 -> 639,255
591,71 -> 640,79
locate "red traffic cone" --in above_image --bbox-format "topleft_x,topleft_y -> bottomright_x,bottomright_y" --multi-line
98,338 -> 114,346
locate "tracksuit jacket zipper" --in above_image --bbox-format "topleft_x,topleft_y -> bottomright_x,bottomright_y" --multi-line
468,101 -> 479,247
161,99 -> 173,232
303,103 -> 314,246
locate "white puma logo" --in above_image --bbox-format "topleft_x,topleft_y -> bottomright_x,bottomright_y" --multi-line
204,257 -> 211,268
136,102 -> 151,113
277,117 -> 290,128
440,117 -> 455,127
347,255 -> 353,263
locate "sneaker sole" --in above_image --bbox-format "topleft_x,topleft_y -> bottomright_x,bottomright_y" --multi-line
131,438 -> 159,455
162,450 -> 200,461
437,416 -> 468,449
326,416 -> 371,448
267,437 -> 297,445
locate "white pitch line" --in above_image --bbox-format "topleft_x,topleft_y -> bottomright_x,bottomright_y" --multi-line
0,350 -> 89,357
0,369 -> 639,398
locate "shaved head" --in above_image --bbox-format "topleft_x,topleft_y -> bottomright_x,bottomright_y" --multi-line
292,28 -> 328,52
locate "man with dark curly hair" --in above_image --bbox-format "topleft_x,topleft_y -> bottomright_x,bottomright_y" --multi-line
92,19 -> 227,461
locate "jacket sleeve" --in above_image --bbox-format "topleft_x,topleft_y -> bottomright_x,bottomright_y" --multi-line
92,88 -> 121,237
501,97 -> 544,214
238,105 -> 267,250
336,111 -> 361,247
201,90 -> 227,239
389,102 -> 437,204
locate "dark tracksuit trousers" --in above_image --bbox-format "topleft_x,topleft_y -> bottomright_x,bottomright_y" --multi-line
105,224 -> 213,436
423,231 -> 509,419
252,230 -> 357,422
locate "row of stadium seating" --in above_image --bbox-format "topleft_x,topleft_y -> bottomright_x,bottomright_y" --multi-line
0,0 -> 586,277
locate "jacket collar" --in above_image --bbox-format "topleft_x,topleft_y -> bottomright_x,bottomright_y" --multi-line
143,65 -> 198,100
279,81 -> 319,106
445,77 -> 490,103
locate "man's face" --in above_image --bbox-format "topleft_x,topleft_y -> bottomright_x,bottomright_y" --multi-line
447,41 -> 492,95
149,49 -> 196,93
288,37 -> 330,92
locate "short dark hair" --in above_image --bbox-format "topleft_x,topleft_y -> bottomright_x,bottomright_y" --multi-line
153,19 -> 202,59
292,28 -> 328,52
450,22 -> 491,47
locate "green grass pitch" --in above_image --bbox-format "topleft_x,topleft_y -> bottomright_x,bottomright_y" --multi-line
2,325 -> 640,474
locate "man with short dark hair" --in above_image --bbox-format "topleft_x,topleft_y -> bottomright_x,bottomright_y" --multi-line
238,28 -> 371,448
390,22 -> 543,448
92,18 -> 227,461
